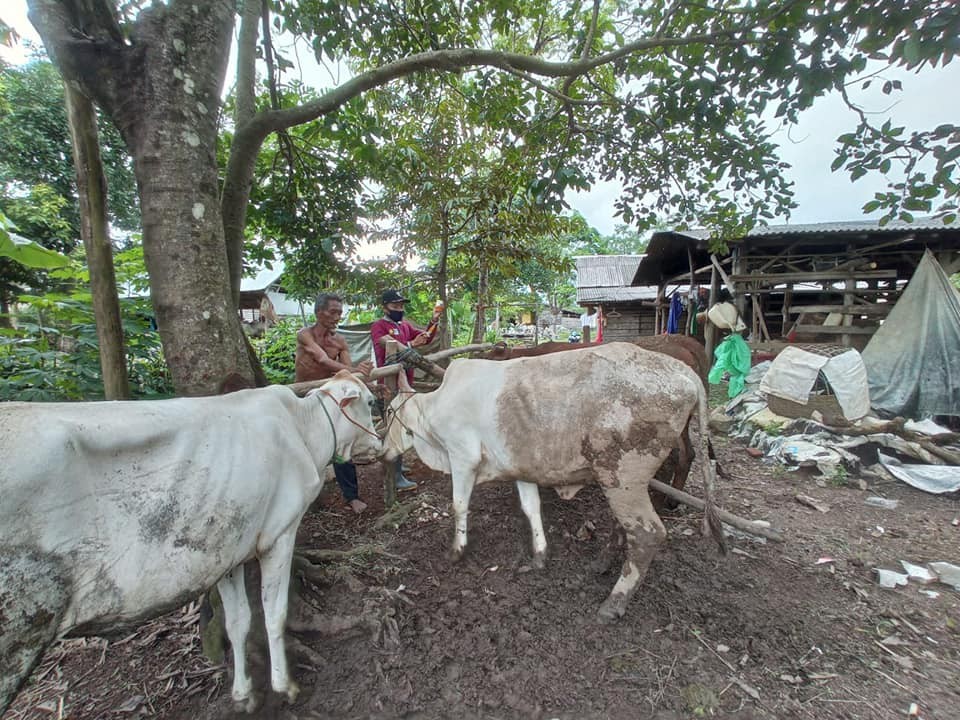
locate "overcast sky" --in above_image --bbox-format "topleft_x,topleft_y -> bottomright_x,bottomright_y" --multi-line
5,2 -> 959,238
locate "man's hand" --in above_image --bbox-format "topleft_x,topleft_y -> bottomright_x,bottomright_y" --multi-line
410,334 -> 428,348
354,360 -> 373,376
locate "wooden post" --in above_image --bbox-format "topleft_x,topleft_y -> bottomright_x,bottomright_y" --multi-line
655,285 -> 664,334
65,84 -> 130,400
732,246 -> 747,334
382,337 -> 400,507
705,265 -> 719,366
782,285 -> 793,339
686,244 -> 696,335
842,244 -> 854,348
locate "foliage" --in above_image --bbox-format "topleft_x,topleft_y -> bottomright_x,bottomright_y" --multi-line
0,293 -> 171,401
252,318 -> 300,385
24,0 -> 960,394
0,59 -> 139,233
0,211 -> 69,269
0,59 -> 140,333
236,85 -> 374,300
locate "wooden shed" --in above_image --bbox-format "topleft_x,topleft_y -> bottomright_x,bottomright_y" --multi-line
575,255 -> 658,341
633,219 -> 960,360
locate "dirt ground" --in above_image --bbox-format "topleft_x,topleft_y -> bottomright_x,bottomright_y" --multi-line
6,431 -> 960,720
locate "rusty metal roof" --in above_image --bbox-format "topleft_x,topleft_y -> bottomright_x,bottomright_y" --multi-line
574,255 -> 644,288
575,255 -> 650,304
577,286 -> 658,303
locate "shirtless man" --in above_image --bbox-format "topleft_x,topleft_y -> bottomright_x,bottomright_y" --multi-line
296,292 -> 373,513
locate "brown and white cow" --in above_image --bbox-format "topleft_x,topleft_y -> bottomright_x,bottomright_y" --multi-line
382,342 -> 725,621
481,335 -> 714,499
0,372 -> 380,715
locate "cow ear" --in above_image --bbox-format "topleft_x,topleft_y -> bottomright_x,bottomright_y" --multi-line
338,384 -> 361,408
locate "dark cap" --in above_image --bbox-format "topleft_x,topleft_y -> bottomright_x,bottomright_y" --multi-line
381,289 -> 408,305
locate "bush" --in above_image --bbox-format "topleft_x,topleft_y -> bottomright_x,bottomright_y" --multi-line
0,295 -> 173,401
254,318 -> 299,385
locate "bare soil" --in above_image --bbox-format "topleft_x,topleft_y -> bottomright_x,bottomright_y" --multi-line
6,435 -> 960,720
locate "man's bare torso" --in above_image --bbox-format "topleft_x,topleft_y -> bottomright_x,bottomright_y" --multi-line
295,325 -> 348,382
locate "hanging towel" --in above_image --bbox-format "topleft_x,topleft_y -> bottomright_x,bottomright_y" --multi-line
667,294 -> 683,334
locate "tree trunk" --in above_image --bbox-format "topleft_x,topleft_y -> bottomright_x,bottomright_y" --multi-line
436,212 -> 450,348
64,83 -> 130,400
0,293 -> 12,330
30,0 -> 255,396
472,263 -> 487,344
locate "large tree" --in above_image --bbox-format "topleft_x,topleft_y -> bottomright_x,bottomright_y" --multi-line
26,0 -> 959,394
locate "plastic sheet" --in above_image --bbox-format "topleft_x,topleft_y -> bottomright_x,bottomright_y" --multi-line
708,334 -> 752,397
862,250 -> 960,419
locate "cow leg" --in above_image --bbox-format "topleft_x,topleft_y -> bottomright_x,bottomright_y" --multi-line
0,550 -> 68,717
450,465 -> 479,562
258,529 -> 299,703
217,566 -> 255,712
597,454 -> 667,622
515,481 -> 547,569
672,420 -> 693,494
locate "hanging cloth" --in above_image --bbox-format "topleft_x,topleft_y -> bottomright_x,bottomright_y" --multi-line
667,293 -> 683,334
596,305 -> 604,343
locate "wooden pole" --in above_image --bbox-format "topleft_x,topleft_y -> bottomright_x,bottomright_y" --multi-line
648,479 -> 784,543
382,338 -> 401,507
65,84 -> 130,400
704,265 -> 719,366
686,244 -> 696,336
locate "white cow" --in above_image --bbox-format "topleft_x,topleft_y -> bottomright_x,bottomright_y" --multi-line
381,342 -> 725,621
0,371 -> 380,714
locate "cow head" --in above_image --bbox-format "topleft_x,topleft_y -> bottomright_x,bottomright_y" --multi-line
380,370 -> 417,462
312,370 -> 381,463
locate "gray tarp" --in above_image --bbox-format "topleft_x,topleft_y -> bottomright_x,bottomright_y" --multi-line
862,251 -> 960,419
339,323 -> 375,364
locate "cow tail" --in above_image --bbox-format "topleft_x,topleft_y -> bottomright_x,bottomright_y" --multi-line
696,381 -> 727,554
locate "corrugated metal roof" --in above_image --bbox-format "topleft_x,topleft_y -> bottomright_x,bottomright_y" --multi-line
241,261 -> 285,292
574,254 -> 644,289
667,217 -> 952,242
635,217 -> 959,285
577,286 -> 657,303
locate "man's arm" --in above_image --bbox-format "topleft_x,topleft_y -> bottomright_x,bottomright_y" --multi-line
336,337 -> 373,376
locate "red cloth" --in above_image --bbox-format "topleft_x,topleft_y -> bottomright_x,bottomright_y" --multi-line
596,306 -> 604,343
370,317 -> 424,383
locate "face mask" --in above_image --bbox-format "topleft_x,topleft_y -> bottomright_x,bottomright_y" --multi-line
387,309 -> 404,322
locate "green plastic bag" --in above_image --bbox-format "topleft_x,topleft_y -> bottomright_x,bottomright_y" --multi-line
708,334 -> 751,398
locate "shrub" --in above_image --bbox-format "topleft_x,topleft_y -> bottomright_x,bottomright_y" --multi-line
254,318 -> 299,385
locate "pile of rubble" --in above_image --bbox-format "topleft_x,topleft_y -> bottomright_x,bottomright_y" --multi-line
710,359 -> 960,495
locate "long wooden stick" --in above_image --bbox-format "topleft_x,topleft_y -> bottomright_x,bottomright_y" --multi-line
287,344 -> 493,396
649,479 -> 784,543
424,343 -> 493,361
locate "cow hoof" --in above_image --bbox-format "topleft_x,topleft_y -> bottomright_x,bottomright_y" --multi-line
232,694 -> 258,714
596,599 -> 625,624
531,553 -> 546,570
450,546 -> 466,563
284,681 -> 300,704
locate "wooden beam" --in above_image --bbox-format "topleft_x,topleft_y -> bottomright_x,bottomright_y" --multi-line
648,480 -> 784,543
787,304 -> 890,316
730,269 -> 897,283
794,324 -> 877,335
710,253 -> 736,295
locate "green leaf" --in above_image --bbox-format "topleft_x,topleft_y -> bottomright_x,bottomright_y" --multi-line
0,230 -> 71,269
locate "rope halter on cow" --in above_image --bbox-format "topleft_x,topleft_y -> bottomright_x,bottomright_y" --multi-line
382,389 -> 418,441
314,386 -> 380,465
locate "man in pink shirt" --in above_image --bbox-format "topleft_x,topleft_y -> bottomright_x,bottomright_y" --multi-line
371,289 -> 441,490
